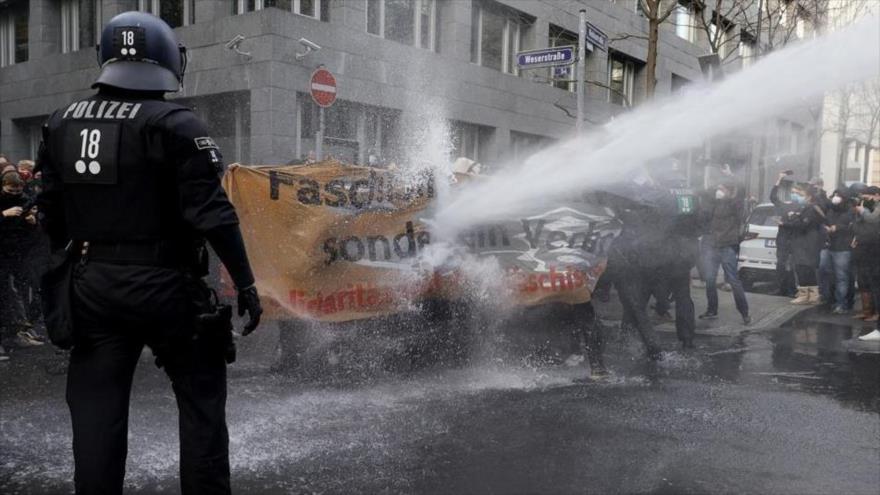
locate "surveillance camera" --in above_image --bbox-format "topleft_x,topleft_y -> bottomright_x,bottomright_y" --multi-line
298,38 -> 321,51
225,34 -> 245,50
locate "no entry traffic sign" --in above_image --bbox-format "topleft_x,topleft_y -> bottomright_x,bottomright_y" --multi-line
310,68 -> 337,108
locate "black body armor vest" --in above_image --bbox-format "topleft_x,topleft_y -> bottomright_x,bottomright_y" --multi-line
44,95 -> 189,242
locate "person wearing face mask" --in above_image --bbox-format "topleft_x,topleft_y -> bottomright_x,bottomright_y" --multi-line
769,172 -> 802,297
818,189 -> 855,314
852,187 -> 880,334
780,183 -> 826,305
0,172 -> 44,360
699,177 -> 751,325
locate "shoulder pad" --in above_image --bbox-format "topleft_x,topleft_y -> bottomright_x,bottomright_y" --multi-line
158,108 -> 221,156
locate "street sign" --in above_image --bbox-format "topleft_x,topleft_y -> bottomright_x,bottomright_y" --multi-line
553,66 -> 571,78
310,68 -> 337,108
516,46 -> 575,69
585,22 -> 608,51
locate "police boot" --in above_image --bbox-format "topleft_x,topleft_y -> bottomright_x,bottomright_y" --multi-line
853,292 -> 874,320
790,287 -> 810,305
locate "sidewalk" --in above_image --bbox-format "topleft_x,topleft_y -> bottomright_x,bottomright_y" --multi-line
593,282 -> 810,337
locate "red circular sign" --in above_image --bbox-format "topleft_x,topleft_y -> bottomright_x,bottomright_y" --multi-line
310,68 -> 337,108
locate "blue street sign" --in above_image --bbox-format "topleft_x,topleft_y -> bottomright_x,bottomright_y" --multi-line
516,46 -> 575,69
553,66 -> 571,78
585,22 -> 608,51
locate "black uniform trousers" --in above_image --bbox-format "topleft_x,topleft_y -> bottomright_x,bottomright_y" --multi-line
66,261 -> 230,495
607,256 -> 662,359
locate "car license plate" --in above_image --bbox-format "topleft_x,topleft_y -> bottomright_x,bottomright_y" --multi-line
765,239 -> 776,248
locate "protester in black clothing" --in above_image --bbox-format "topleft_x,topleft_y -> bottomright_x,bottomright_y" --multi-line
852,186 -> 880,326
603,168 -> 698,356
0,172 -> 44,357
818,188 -> 855,313
699,166 -> 750,325
769,173 -> 802,296
780,182 -> 826,305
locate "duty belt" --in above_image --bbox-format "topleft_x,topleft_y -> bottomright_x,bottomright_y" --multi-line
75,240 -> 187,268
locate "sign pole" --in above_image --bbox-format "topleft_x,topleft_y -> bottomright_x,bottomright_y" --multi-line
577,9 -> 586,136
317,106 -> 324,161
310,67 -> 337,161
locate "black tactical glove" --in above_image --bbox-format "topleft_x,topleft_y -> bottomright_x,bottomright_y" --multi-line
237,285 -> 263,335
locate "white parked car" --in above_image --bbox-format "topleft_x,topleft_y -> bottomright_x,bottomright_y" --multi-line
738,203 -> 780,290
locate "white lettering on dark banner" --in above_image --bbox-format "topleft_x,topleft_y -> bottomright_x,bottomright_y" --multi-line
62,100 -> 143,120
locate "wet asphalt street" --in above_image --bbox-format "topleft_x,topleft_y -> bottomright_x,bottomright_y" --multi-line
1,309 -> 878,494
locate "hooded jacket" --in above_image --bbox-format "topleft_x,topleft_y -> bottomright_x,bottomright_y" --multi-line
823,189 -> 855,252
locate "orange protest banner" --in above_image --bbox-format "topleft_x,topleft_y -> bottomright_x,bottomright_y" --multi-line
223,162 -> 616,322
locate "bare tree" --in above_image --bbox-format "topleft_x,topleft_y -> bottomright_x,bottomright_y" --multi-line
638,0 -> 682,99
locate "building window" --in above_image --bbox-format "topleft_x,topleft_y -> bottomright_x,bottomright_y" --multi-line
0,1 -> 29,67
450,121 -> 490,164
707,21 -> 732,58
671,73 -> 691,93
366,0 -> 436,51
548,24 -> 577,92
470,0 -> 531,75
234,0 -> 259,14
673,2 -> 695,42
739,32 -> 755,67
264,0 -> 322,18
608,53 -> 634,107
140,0 -> 195,27
61,0 -> 101,53
238,0 -> 327,20
511,131 -> 553,162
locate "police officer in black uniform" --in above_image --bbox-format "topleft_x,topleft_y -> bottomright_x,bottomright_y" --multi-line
36,12 -> 262,495
601,168 -> 698,358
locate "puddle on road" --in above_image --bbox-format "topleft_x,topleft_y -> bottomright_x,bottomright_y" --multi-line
1,317 -> 877,493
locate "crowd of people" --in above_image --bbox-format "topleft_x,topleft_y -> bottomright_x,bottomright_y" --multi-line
770,172 -> 880,340
590,162 -> 880,369
0,154 -> 48,361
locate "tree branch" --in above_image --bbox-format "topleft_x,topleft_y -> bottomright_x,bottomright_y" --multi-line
608,33 -> 650,43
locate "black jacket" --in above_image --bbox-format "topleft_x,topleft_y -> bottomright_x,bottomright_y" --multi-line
852,205 -> 880,265
823,203 -> 855,252
703,187 -> 747,249
780,201 -> 825,268
0,191 -> 38,259
37,88 -> 255,289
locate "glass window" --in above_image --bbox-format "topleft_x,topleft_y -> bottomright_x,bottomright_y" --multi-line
160,0 -> 184,28
674,3 -> 693,42
296,0 -> 317,18
78,0 -> 97,50
266,0 -> 292,9
479,7 -> 504,71
549,24 -> 577,92
471,0 -> 530,75
747,206 -> 781,227
234,0 -> 259,14
141,1 -> 194,27
385,0 -> 415,45
1,1 -> 28,67
366,0 -> 435,50
13,4 -> 28,64
608,54 -> 634,107
739,36 -> 755,67
367,0 -> 381,35
419,0 -> 433,50
61,0 -> 100,53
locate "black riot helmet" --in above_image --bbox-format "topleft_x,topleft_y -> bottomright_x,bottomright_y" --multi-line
93,11 -> 187,92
